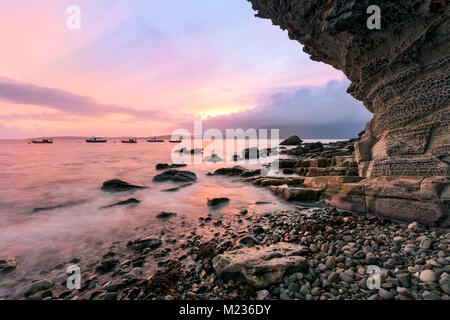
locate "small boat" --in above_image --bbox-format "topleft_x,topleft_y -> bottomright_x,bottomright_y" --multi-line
86,137 -> 107,143
169,139 -> 182,143
31,138 -> 53,144
147,137 -> 164,143
121,138 -> 137,144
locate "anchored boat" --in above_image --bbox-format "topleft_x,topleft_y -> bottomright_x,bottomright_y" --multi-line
30,138 -> 53,144
86,137 -> 107,143
121,138 -> 137,144
147,137 -> 164,142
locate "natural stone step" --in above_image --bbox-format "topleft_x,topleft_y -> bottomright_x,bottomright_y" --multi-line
270,184 -> 324,201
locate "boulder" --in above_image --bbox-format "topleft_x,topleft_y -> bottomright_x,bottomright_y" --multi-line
153,170 -> 197,183
25,279 -> 54,297
207,197 -> 230,206
249,0 -> 450,226
101,179 -> 146,192
213,243 -> 309,288
213,166 -> 246,176
280,135 -> 302,146
0,257 -> 18,274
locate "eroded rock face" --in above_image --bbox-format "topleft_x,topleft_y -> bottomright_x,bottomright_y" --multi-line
212,243 -> 309,288
248,0 -> 449,225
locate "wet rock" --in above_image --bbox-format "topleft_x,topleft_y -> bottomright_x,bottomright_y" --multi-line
101,179 -> 146,192
213,243 -> 309,288
157,212 -> 177,219
239,209 -> 248,215
213,166 -> 246,176
153,170 -> 197,183
128,237 -> 162,252
419,238 -> 432,250
105,280 -> 124,292
101,198 -> 140,209
0,257 -> 18,274
156,163 -> 187,170
422,291 -> 441,300
162,183 -> 193,192
25,279 -> 54,298
280,135 -> 302,146
207,197 -> 230,207
234,236 -> 261,249
379,288 -> 394,300
95,259 -> 119,274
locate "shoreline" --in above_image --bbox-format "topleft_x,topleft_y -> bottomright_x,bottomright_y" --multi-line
2,205 -> 449,300
1,137 -> 448,300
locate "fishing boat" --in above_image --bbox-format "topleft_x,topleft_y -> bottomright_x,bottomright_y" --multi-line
121,138 -> 137,144
147,137 -> 164,142
86,137 -> 107,143
30,138 -> 53,144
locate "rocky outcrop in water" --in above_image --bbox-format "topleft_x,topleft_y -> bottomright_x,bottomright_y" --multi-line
152,170 -> 197,183
248,0 -> 449,226
101,179 -> 146,192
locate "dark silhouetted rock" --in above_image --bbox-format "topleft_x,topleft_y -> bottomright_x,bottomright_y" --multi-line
157,211 -> 177,219
153,170 -> 197,183
101,179 -> 146,192
207,197 -> 230,206
280,135 -> 303,145
101,198 -> 140,209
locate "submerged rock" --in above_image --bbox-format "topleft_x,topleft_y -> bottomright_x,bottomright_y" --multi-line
101,179 -> 146,192
157,211 -> 177,219
156,163 -> 187,170
32,199 -> 88,213
162,183 -> 193,192
213,243 -> 309,288
280,135 -> 302,146
101,198 -> 140,209
0,257 -> 18,274
153,170 -> 197,183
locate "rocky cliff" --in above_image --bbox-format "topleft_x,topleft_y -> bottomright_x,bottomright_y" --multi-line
248,0 -> 449,225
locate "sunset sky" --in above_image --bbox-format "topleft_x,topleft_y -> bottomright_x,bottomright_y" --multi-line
0,0 -> 371,139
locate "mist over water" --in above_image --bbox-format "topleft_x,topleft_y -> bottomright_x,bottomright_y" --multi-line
0,137 -> 338,297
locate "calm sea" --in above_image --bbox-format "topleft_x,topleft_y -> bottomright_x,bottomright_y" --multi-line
0,137 -> 340,297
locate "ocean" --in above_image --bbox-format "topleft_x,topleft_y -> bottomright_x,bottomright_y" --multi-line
0,137 -> 340,297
